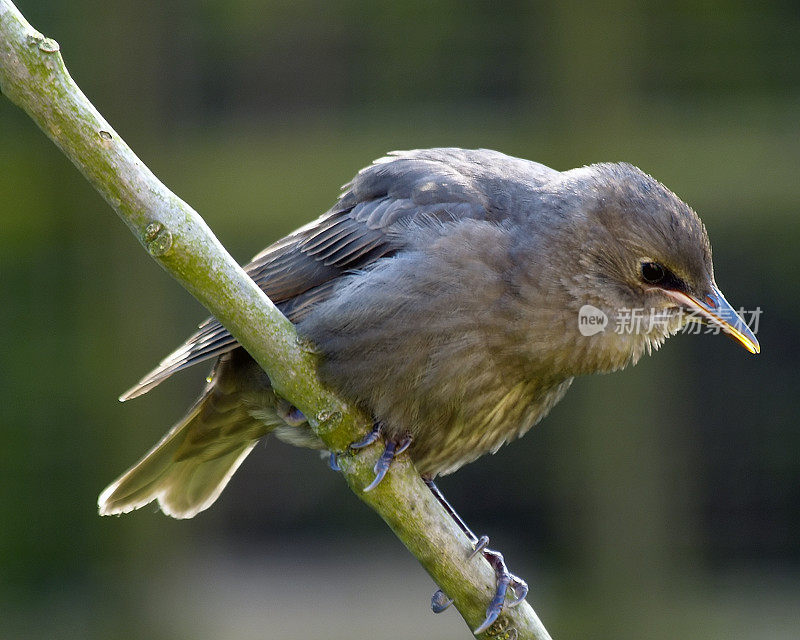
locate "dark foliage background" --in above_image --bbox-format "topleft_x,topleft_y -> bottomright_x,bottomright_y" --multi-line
1,2 -> 797,638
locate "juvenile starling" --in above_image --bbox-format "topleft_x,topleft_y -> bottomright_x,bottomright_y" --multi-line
98,148 -> 759,632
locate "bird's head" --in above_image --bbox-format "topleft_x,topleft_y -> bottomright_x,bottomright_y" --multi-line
544,163 -> 759,373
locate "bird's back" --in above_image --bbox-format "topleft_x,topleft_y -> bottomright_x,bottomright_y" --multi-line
121,148 -> 560,400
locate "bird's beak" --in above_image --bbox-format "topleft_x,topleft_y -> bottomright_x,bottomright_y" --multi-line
661,285 -> 760,354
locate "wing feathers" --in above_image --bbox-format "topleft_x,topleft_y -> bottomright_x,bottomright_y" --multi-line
121,148 -> 530,399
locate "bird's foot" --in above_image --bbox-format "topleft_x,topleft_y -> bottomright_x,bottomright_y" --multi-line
422,478 -> 528,633
428,537 -> 528,632
363,432 -> 412,492
328,424 -> 412,491
471,537 -> 528,635
431,588 -> 454,613
328,422 -> 383,471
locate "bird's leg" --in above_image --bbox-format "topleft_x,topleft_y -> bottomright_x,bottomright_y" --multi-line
423,478 -> 528,634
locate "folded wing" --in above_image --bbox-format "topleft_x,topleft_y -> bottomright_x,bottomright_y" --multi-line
120,148 -> 558,400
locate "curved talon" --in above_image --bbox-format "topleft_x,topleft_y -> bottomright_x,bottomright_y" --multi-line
473,579 -> 507,634
350,423 -> 382,450
469,534 -> 490,559
395,435 -> 412,456
363,435 -> 412,492
472,547 -> 528,635
363,440 -> 396,492
508,576 -> 528,607
474,570 -> 511,634
430,588 -> 454,614
328,451 -> 341,472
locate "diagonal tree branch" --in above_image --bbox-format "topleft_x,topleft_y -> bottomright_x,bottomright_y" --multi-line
0,2 -> 553,638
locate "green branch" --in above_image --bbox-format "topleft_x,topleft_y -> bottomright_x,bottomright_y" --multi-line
0,2 -> 553,637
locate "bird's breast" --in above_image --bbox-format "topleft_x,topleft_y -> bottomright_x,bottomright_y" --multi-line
300,218 -> 574,475
407,376 -> 573,476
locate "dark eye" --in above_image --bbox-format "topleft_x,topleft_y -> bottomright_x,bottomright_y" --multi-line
641,261 -> 666,284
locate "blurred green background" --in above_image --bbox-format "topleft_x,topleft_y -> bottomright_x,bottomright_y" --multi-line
1,1 -> 798,638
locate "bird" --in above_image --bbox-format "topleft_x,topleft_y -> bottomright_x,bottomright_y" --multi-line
98,148 -> 759,633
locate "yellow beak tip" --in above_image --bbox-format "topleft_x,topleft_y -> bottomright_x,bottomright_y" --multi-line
736,334 -> 760,355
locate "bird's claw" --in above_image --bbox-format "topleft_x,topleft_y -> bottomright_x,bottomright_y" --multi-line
421,479 -> 528,634
345,423 -> 412,492
428,538 -> 528,633
363,434 -> 412,492
430,588 -> 454,613
329,422 -> 383,473
472,546 -> 528,635
508,577 -> 528,607
349,423 -> 382,450
468,534 -> 490,559
328,451 -> 341,471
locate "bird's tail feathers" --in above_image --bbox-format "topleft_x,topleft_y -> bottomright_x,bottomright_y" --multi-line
98,388 -> 271,519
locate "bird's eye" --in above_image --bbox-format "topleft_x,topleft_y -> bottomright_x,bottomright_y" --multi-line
640,261 -> 666,284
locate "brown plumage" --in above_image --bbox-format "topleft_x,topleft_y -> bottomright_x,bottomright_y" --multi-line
99,148 -> 757,519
